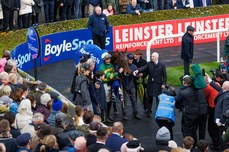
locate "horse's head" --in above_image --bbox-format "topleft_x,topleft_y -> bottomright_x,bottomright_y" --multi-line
108,49 -> 131,74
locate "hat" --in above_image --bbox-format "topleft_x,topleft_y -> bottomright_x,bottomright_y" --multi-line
55,112 -> 66,122
127,54 -> 134,59
16,133 -> 31,147
38,83 -> 47,91
101,52 -> 111,60
89,121 -> 101,133
134,49 -> 143,55
126,140 -> 141,151
48,91 -> 59,99
52,98 -> 63,111
187,26 -> 195,32
0,96 -> 12,105
156,126 -> 170,141
38,124 -> 56,139
82,63 -> 91,71
183,75 -> 192,84
69,130 -> 84,141
80,54 -> 91,63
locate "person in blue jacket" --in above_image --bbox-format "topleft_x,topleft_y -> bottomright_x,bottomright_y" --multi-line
127,0 -> 143,15
155,86 -> 176,140
87,6 -> 110,50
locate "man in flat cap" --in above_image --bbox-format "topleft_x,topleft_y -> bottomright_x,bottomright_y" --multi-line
181,26 -> 195,75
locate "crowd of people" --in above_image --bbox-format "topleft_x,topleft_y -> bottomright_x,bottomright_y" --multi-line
0,0 -> 219,33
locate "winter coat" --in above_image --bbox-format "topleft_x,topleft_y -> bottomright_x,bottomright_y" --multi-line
56,128 -> 84,150
35,143 -> 59,152
10,126 -> 21,138
33,91 -> 44,107
215,91 -> 229,124
0,58 -> 7,73
89,81 -> 99,114
1,0 -> 16,10
0,3 -> 3,19
138,61 -> 167,97
74,73 -> 92,106
87,12 -> 110,37
15,113 -> 32,131
177,0 -> 189,8
95,80 -> 106,110
0,134 -> 18,152
87,0 -> 101,6
9,101 -> 19,115
33,0 -> 42,14
167,0 -> 177,9
175,86 -> 199,114
224,36 -> 229,57
126,3 -> 143,14
133,57 -> 147,78
144,140 -> 172,152
181,32 -> 194,61
19,0 -> 34,15
47,110 -> 59,126
21,123 -> 36,138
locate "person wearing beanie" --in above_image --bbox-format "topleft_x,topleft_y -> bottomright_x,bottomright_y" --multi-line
144,126 -> 172,152
47,98 -> 63,126
16,133 -> 32,152
181,26 -> 195,75
34,93 -> 51,122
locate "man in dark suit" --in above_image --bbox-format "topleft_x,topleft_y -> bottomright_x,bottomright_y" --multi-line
134,52 -> 167,118
105,122 -> 128,151
87,127 -> 111,152
181,26 -> 195,75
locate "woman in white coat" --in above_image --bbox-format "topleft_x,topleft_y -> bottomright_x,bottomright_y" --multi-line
15,99 -> 33,131
19,0 -> 34,28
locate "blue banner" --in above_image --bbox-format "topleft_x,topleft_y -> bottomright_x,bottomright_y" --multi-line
40,26 -> 113,66
11,26 -> 113,72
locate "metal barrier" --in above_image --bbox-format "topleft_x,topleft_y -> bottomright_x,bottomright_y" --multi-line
146,28 -> 229,62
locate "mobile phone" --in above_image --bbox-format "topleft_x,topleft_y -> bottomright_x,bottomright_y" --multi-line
202,69 -> 205,76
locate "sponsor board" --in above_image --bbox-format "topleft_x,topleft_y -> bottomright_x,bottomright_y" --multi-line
113,14 -> 229,51
41,27 -> 113,65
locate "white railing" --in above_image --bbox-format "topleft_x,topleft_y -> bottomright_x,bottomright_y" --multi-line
146,28 -> 229,62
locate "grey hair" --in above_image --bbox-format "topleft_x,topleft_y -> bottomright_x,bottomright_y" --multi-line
0,72 -> 8,81
32,113 -> 44,123
87,59 -> 95,66
7,59 -> 18,67
40,93 -> 51,106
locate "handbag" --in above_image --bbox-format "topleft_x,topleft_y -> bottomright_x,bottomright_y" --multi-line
38,0 -> 44,7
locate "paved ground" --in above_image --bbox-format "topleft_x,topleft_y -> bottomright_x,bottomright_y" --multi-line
27,41 -> 226,151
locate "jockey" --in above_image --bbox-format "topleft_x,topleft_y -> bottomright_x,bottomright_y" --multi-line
99,52 -> 123,122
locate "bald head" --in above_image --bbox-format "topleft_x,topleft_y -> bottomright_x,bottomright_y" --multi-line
74,137 -> 87,150
112,122 -> 124,133
222,81 -> 229,92
151,52 -> 159,62
95,6 -> 102,15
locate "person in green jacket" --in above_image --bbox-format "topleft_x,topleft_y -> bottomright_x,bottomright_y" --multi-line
99,52 -> 123,122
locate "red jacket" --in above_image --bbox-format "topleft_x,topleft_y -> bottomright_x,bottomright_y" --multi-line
204,82 -> 220,108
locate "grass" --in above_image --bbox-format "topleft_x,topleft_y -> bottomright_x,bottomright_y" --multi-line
166,62 -> 220,86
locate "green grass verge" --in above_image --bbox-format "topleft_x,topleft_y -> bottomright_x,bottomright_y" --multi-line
167,62 -> 220,86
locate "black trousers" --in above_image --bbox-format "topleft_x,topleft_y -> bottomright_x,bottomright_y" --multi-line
92,35 -> 106,50
107,102 -> 117,117
157,119 -> 174,140
208,107 -> 220,146
2,8 -> 14,31
32,13 -> 39,24
183,60 -> 190,75
21,13 -> 31,28
147,96 -> 159,113
122,88 -> 138,116
182,112 -> 198,143
196,113 -> 207,140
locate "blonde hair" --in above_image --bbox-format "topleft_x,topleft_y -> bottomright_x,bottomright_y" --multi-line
76,63 -> 83,75
171,147 -> 185,152
74,105 -> 84,127
60,99 -> 68,114
40,135 -> 58,152
0,85 -> 11,97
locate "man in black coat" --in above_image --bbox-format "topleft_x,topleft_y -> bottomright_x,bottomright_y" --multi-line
181,26 -> 195,75
134,52 -> 167,117
133,49 -> 148,110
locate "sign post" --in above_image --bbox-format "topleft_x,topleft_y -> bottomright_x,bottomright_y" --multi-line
27,27 -> 41,81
